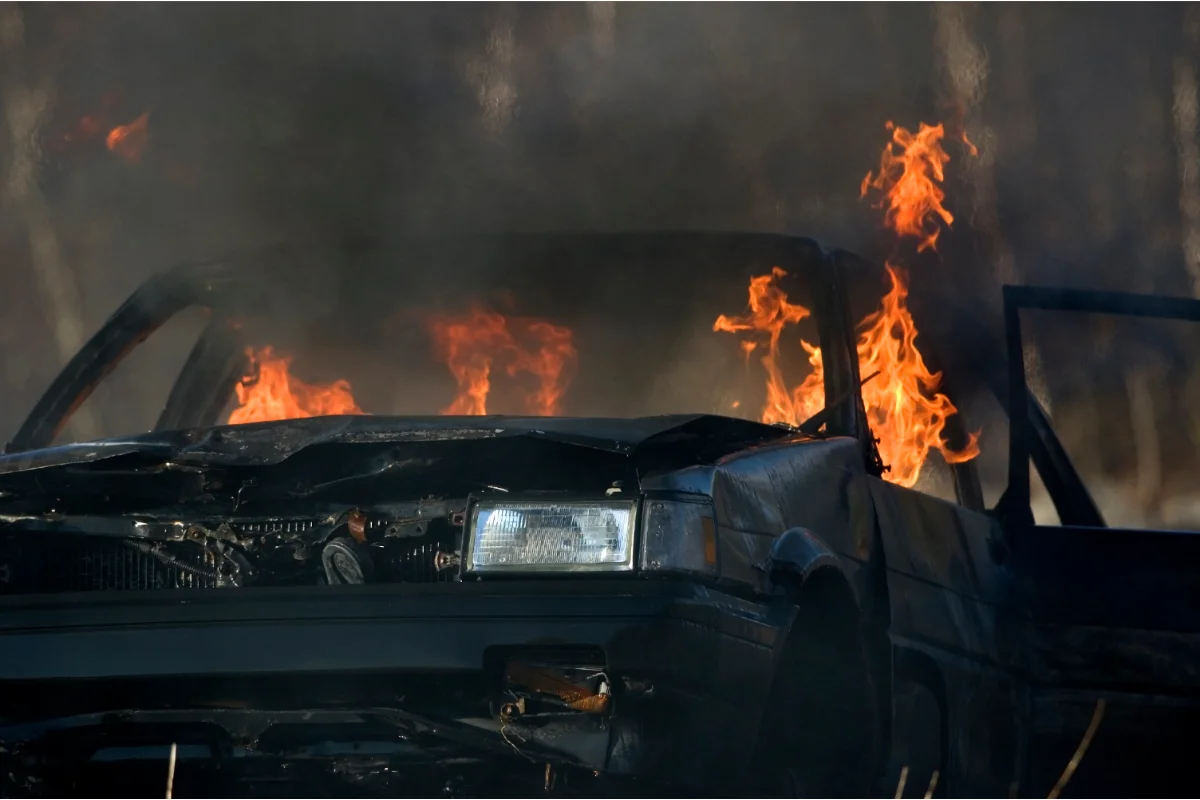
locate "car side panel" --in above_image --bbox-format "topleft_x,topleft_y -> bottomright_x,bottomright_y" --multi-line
642,436 -> 879,595
869,478 -> 1027,796
1009,524 -> 1200,797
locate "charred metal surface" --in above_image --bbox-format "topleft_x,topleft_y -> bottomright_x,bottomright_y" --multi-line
992,285 -> 1200,797
155,315 -> 247,432
643,435 -> 875,596
0,414 -> 791,475
4,257 -> 252,454
0,705 -> 637,798
765,527 -> 841,585
0,581 -> 779,794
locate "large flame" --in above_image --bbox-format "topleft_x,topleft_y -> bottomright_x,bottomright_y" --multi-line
227,346 -> 364,425
719,118 -> 981,487
428,308 -> 577,416
857,264 -> 980,486
716,266 -> 977,487
106,112 -> 150,163
860,120 -> 976,253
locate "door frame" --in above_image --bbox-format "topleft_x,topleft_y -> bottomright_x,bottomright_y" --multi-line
1001,284 -> 1200,529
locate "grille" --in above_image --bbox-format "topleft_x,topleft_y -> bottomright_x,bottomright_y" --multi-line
383,540 -> 456,584
0,533 -> 218,595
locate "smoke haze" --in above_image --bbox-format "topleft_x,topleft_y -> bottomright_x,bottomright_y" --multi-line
2,2 -> 1197,524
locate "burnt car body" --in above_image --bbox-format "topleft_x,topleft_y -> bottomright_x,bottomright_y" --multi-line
0,233 -> 1197,798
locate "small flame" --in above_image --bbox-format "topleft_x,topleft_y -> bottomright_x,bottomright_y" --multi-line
860,120 -> 975,253
226,346 -> 364,425
106,112 -> 150,163
428,308 -> 577,416
47,92 -> 121,154
713,267 -> 824,426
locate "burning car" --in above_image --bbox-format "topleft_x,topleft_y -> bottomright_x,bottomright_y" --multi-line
0,232 -> 1198,798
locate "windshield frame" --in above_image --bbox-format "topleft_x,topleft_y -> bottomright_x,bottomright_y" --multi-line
6,233 -> 861,453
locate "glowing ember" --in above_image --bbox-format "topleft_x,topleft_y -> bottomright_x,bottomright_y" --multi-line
226,346 -> 364,425
860,120 -> 976,253
428,308 -> 577,416
53,114 -> 104,150
714,268 -> 824,426
106,112 -> 150,163
47,92 -> 122,155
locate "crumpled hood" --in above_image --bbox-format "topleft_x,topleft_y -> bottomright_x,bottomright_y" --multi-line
0,414 -> 793,476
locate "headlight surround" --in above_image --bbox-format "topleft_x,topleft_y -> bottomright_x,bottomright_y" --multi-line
466,499 -> 637,573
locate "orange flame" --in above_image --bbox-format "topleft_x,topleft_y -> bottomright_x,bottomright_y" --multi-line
860,120 -> 976,253
47,92 -> 121,155
106,112 -> 150,163
718,118 -> 981,486
716,266 -> 978,487
226,346 -> 364,425
428,308 -> 577,416
714,267 -> 824,426
856,264 -> 979,486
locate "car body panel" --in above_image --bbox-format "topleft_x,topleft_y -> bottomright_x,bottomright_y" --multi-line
998,284 -> 1200,797
0,581 -> 783,786
643,435 -> 876,595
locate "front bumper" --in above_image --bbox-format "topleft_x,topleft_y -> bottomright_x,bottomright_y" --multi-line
0,580 -> 785,789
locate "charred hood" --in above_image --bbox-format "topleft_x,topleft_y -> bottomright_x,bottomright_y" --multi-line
0,414 -> 800,515
0,414 -> 793,474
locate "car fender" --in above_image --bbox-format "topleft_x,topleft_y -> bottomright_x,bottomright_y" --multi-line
765,526 -> 856,601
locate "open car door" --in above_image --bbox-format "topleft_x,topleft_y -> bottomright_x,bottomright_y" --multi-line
1001,285 -> 1200,798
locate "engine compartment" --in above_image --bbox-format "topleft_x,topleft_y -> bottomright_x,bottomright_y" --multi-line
0,500 -> 467,596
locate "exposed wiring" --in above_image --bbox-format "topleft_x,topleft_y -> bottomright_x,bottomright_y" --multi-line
1047,698 -> 1106,799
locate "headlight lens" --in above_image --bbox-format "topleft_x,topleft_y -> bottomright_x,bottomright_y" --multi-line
467,500 -> 636,572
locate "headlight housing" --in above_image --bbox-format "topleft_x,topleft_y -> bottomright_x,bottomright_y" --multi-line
466,499 -> 636,573
640,497 -> 719,576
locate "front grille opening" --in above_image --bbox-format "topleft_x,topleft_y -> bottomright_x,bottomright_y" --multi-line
0,514 -> 462,596
0,533 -> 218,595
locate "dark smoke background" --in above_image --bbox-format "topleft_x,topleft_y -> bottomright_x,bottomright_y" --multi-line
2,2 -> 1198,525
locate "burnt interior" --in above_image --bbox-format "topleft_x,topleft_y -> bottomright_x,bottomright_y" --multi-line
231,236 -> 828,421
44,235 -> 832,444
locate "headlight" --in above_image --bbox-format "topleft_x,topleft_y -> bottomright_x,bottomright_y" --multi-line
466,500 -> 636,573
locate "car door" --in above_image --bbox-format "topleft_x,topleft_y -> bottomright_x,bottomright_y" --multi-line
1001,285 -> 1200,798
829,250 -> 1026,797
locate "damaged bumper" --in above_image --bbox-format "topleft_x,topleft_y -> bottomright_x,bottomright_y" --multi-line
0,580 -> 783,789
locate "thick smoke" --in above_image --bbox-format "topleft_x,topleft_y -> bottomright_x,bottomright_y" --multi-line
1,3 -> 1196,525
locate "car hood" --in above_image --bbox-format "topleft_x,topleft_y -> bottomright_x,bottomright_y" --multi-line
0,414 -> 794,476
